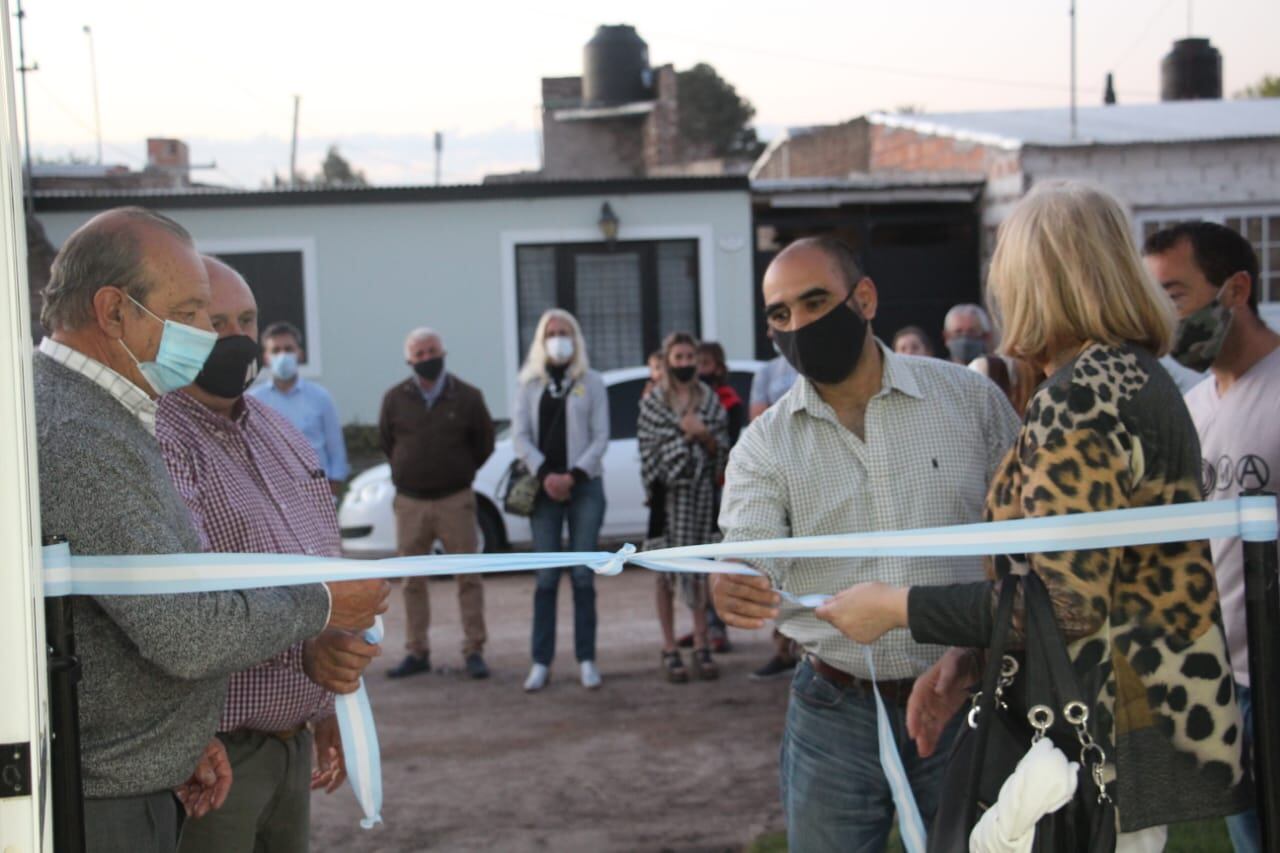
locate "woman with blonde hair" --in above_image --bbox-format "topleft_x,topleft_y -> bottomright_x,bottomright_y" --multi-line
512,309 -> 610,692
813,181 -> 1247,848
638,331 -> 729,682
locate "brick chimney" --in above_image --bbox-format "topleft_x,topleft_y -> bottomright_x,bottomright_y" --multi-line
145,138 -> 190,186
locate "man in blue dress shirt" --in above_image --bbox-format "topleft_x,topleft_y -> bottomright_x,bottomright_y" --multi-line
248,321 -> 350,495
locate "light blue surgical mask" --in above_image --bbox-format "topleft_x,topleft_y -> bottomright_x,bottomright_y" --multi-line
118,295 -> 217,395
270,351 -> 299,382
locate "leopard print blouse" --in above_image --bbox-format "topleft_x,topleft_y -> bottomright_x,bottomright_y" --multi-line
910,342 -> 1250,830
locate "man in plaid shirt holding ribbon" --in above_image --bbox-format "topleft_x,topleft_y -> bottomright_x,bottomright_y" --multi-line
158,257 -> 384,853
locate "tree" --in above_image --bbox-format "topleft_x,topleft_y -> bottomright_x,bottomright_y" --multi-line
273,146 -> 368,188
318,145 -> 367,186
1235,74 -> 1280,99
676,63 -> 764,159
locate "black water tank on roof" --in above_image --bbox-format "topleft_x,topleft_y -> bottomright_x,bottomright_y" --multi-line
1161,37 -> 1222,101
583,25 -> 652,107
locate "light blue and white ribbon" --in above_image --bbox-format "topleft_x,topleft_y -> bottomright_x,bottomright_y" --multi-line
335,617 -> 384,829
38,495 -> 1278,841
866,647 -> 927,853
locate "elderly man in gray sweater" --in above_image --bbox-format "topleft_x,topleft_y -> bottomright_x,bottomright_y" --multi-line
34,207 -> 389,853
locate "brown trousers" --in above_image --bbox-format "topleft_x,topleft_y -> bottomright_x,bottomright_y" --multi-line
393,489 -> 486,657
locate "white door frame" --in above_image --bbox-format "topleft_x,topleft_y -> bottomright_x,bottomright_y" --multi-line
197,236 -> 324,376
498,224 -> 715,410
0,0 -> 53,847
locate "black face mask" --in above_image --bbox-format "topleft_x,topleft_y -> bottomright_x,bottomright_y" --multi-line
773,298 -> 869,385
670,365 -> 697,384
412,356 -> 445,381
194,335 -> 260,399
698,371 -> 719,386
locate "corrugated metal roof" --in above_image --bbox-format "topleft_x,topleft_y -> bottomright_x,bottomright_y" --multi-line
753,173 -> 984,192
870,99 -> 1280,149
32,175 -> 750,212
752,174 -> 983,207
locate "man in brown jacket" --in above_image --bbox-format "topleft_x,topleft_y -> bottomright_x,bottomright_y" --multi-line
380,327 -> 495,679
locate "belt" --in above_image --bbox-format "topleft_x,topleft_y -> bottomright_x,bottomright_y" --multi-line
230,724 -> 306,742
269,724 -> 306,741
807,656 -> 916,706
396,485 -> 469,502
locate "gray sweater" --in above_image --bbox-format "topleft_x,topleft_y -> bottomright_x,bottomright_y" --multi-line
512,368 -> 610,480
34,353 -> 330,799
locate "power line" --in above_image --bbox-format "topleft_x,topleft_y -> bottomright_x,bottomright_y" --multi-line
671,29 -> 1161,99
1108,0 -> 1177,71
31,76 -> 137,165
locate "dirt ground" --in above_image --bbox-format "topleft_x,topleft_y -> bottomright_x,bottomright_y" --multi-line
310,570 -> 791,852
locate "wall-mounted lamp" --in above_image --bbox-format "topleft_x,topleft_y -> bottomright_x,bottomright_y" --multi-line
598,202 -> 619,244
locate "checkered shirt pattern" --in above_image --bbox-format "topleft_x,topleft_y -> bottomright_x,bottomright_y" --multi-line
638,383 -> 729,548
156,390 -> 339,731
720,342 -> 1020,680
38,337 -> 158,435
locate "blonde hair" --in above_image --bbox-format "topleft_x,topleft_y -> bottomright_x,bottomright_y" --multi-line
987,180 -> 1174,366
658,330 -> 706,409
518,309 -> 590,385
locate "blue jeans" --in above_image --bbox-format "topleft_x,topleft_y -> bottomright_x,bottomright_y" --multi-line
530,477 -> 606,665
1227,682 -> 1261,853
781,658 -> 959,853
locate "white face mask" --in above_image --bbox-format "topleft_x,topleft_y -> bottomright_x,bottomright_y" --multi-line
545,335 -> 575,364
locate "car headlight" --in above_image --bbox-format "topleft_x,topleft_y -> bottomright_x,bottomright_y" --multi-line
359,482 -> 384,504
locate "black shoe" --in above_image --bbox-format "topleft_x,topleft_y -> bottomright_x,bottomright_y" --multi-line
387,653 -> 430,679
465,653 -> 490,680
750,655 -> 796,681
662,650 -> 689,684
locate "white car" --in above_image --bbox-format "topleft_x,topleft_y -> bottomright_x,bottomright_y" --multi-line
338,361 -> 762,556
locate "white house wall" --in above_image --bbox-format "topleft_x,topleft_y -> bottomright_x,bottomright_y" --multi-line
37,189 -> 753,424
1019,140 -> 1280,215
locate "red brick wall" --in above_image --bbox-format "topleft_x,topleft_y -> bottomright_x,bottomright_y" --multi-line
869,125 -> 996,173
755,119 -> 870,179
643,65 -> 682,170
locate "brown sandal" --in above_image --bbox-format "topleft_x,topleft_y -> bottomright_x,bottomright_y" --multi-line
691,648 -> 719,681
662,650 -> 689,683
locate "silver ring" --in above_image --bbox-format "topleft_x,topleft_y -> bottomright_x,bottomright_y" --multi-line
1000,656 -> 1019,678
1028,704 -> 1054,730
1064,701 -> 1089,726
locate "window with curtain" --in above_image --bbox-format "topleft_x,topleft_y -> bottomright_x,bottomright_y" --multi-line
514,239 -> 700,370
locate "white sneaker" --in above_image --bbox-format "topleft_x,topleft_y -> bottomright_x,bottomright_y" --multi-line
580,660 -> 602,690
523,663 -> 550,692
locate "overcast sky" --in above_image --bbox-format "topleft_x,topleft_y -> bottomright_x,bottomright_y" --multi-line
18,0 -> 1280,187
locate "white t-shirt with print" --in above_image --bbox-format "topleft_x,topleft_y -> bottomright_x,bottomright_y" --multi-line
1184,345 -> 1280,686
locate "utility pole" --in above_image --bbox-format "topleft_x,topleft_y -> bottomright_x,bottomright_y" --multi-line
15,0 -> 37,214
289,95 -> 300,188
1069,0 -> 1078,141
83,25 -> 102,164
433,131 -> 442,186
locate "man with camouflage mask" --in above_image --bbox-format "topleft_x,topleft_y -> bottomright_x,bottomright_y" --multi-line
1144,221 -> 1280,853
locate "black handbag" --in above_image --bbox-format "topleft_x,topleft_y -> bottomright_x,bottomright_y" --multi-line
928,571 -> 1117,853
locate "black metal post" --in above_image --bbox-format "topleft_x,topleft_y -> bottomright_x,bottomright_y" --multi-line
1242,492 -> 1280,853
44,535 -> 86,853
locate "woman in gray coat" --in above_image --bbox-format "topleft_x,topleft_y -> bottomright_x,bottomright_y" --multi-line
512,309 -> 610,692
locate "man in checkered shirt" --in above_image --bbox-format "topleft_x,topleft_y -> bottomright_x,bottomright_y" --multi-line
714,237 -> 1018,853
158,258 -> 382,853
